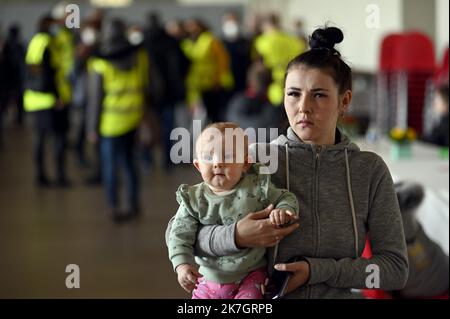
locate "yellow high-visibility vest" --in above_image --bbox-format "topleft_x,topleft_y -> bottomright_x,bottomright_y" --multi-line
89,49 -> 148,137
255,30 -> 305,105
182,31 -> 234,105
53,28 -> 74,104
23,33 -> 56,112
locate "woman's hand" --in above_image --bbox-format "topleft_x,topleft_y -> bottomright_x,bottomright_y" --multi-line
273,261 -> 310,295
235,204 -> 299,248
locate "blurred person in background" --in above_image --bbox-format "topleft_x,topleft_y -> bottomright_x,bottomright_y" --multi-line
221,11 -> 252,95
226,61 -> 277,139
246,12 -> 263,56
49,0 -> 76,186
253,13 -> 306,108
166,18 -> 187,41
87,18 -> 151,223
51,1 -> 75,108
72,14 -> 103,184
422,83 -> 449,147
165,18 -> 194,134
0,23 -> 6,148
182,18 -> 234,123
143,12 -> 189,172
0,24 -> 25,127
23,15 -> 70,187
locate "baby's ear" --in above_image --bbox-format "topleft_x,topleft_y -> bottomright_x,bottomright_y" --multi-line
193,159 -> 201,172
243,159 -> 252,172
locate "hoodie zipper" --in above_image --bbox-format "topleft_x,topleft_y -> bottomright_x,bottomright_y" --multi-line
314,145 -> 322,257
314,145 -> 321,256
308,145 -> 322,299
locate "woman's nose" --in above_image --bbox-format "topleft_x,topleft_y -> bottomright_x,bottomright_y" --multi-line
298,96 -> 311,114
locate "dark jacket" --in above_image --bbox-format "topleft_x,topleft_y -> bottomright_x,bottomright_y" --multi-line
424,113 -> 449,147
144,25 -> 189,109
226,90 -> 281,135
223,36 -> 251,94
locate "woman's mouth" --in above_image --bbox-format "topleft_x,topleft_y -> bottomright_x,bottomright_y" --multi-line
298,119 -> 314,128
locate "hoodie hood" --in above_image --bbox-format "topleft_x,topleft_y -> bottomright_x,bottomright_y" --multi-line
271,126 -> 361,260
275,127 -> 360,161
284,127 -> 359,151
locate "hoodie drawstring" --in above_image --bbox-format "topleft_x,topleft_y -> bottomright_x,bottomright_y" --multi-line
274,144 -> 359,264
344,147 -> 359,258
285,143 -> 290,192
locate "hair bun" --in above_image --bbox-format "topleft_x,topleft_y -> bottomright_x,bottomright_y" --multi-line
309,27 -> 344,51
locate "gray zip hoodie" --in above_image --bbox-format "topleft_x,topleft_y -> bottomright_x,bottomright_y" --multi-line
177,127 -> 409,299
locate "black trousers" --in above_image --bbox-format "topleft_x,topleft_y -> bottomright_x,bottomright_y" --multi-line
32,108 -> 69,181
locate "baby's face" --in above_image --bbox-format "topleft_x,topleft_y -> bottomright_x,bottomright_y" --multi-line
194,131 -> 250,193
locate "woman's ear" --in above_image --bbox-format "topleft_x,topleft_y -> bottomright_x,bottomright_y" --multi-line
339,90 -> 352,114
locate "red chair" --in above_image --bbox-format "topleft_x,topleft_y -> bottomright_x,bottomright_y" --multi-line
380,34 -> 403,72
360,236 -> 448,299
378,32 -> 436,134
360,237 -> 393,299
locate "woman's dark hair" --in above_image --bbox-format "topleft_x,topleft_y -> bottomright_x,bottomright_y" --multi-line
286,26 -> 352,94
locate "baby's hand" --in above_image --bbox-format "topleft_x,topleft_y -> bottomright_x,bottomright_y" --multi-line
176,263 -> 202,293
269,209 -> 297,228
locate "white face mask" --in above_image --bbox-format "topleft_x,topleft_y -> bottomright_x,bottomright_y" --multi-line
128,31 -> 144,45
81,28 -> 97,46
222,20 -> 239,40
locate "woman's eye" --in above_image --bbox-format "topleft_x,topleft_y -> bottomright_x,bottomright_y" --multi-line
287,91 -> 300,97
314,93 -> 327,98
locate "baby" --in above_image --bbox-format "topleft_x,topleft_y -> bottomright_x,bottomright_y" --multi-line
168,122 -> 299,299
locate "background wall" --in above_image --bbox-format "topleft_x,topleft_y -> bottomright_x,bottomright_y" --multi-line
0,0 -> 448,71
436,0 -> 449,62
193,0 -> 449,71
283,0 -> 403,72
0,0 -> 241,43
403,0 -> 435,42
